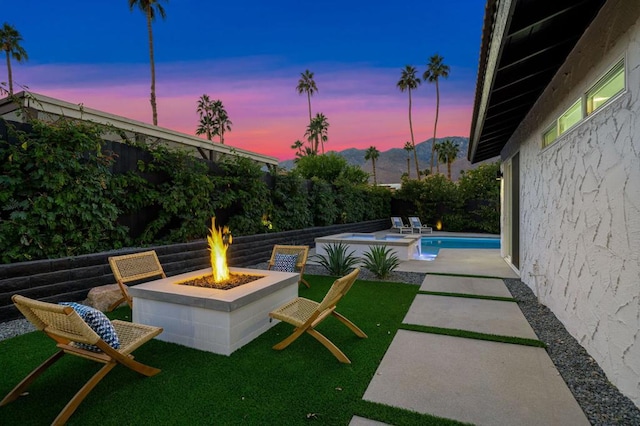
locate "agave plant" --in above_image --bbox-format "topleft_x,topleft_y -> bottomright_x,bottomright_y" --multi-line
361,246 -> 401,279
313,242 -> 359,276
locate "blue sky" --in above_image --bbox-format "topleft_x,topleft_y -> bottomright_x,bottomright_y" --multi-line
3,0 -> 486,160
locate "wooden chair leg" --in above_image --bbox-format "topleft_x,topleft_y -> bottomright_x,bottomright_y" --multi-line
300,277 -> 311,288
105,352 -> 161,377
0,350 -> 65,406
332,312 -> 368,338
107,296 -> 126,312
272,326 -> 307,350
51,362 -> 117,426
109,282 -> 133,312
306,329 -> 351,364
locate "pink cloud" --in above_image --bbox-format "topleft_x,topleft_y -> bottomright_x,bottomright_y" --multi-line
15,59 -> 474,160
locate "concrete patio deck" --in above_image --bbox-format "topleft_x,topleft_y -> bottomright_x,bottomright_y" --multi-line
348,231 -> 589,425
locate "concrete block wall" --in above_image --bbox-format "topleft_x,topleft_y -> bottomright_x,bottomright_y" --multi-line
0,219 -> 388,322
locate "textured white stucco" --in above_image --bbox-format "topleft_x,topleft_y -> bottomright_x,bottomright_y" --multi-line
501,0 -> 640,407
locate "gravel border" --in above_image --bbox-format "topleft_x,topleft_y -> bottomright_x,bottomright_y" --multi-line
1,270 -> 638,425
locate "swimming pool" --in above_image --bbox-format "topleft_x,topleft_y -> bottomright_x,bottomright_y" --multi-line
419,236 -> 500,260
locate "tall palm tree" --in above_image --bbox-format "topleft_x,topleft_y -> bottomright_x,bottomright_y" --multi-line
305,113 -> 329,154
423,54 -> 450,174
129,0 -> 167,126
296,70 -> 318,149
212,100 -> 232,144
0,23 -> 28,96
437,139 -> 460,180
364,146 -> 380,185
296,70 -> 318,123
397,65 -> 421,179
403,141 -> 414,179
196,94 -> 215,141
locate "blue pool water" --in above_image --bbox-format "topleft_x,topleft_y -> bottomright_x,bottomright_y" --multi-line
419,236 -> 500,260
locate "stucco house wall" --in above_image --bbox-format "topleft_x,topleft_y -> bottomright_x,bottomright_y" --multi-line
501,0 -> 640,407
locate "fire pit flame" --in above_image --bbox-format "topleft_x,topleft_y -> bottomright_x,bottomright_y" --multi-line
208,217 -> 232,282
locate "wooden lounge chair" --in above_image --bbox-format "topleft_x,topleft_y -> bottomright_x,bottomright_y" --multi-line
0,294 -> 163,426
408,216 -> 433,234
267,244 -> 310,288
269,268 -> 367,364
108,250 -> 166,311
391,217 -> 412,234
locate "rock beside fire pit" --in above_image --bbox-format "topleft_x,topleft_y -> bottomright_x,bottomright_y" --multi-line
85,284 -> 123,312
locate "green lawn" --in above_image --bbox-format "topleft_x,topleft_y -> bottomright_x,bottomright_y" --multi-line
0,275 -> 465,425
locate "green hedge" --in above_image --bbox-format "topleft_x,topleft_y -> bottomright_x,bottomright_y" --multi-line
394,162 -> 500,234
0,119 -> 391,263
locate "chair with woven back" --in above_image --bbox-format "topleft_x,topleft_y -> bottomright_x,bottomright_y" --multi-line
108,250 -> 166,311
0,294 -> 163,426
268,268 -> 367,364
267,245 -> 310,288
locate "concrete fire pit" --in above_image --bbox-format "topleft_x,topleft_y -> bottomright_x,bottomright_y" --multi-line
129,267 -> 299,356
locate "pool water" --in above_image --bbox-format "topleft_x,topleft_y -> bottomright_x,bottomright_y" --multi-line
419,236 -> 500,260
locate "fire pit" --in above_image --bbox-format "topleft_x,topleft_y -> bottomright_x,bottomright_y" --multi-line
129,267 -> 298,355
128,218 -> 299,355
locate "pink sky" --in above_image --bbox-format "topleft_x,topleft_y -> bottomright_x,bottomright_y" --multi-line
15,59 -> 475,161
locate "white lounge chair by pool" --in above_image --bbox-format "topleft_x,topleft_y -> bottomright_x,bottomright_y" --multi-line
409,216 -> 433,234
391,217 -> 412,234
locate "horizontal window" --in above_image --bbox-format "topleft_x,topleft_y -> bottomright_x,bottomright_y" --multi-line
558,99 -> 581,134
543,125 -> 557,148
587,60 -> 624,115
542,58 -> 625,149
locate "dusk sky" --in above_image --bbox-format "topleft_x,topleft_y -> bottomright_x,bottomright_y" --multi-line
3,0 -> 486,160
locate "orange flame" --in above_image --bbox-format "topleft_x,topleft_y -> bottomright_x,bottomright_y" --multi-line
207,217 -> 232,282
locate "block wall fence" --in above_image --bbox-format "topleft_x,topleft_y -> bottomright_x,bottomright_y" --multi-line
0,219 -> 388,322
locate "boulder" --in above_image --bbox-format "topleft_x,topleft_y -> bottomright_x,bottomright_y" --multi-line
85,284 -> 124,312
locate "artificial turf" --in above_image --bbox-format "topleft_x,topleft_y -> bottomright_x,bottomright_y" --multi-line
0,275 -> 467,425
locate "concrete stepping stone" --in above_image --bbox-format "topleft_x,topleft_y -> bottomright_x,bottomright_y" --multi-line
404,294 -> 538,339
362,330 -> 589,426
420,275 -> 513,298
349,416 -> 390,426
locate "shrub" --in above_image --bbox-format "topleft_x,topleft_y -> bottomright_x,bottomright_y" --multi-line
270,171 -> 312,231
309,177 -> 338,226
127,143 -> 217,243
0,119 -> 128,262
361,246 -> 400,279
313,243 -> 359,276
213,154 -> 272,235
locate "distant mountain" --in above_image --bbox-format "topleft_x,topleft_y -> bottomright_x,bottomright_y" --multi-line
279,137 -> 493,183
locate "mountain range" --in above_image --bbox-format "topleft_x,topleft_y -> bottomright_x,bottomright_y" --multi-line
279,137 -> 490,183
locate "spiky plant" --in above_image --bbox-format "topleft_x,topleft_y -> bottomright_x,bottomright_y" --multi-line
313,242 -> 359,276
361,246 -> 401,279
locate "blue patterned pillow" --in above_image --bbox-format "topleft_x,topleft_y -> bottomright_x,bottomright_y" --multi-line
59,302 -> 120,352
272,253 -> 298,272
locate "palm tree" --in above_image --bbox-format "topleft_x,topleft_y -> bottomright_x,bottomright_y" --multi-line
196,94 -> 215,141
305,113 -> 329,154
423,54 -> 450,174
296,70 -> 318,150
403,141 -> 413,179
0,23 -> 28,96
129,0 -> 167,126
397,65 -> 421,179
291,140 -> 305,158
437,139 -> 460,180
296,70 -> 318,124
212,100 -> 232,144
364,146 -> 380,185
